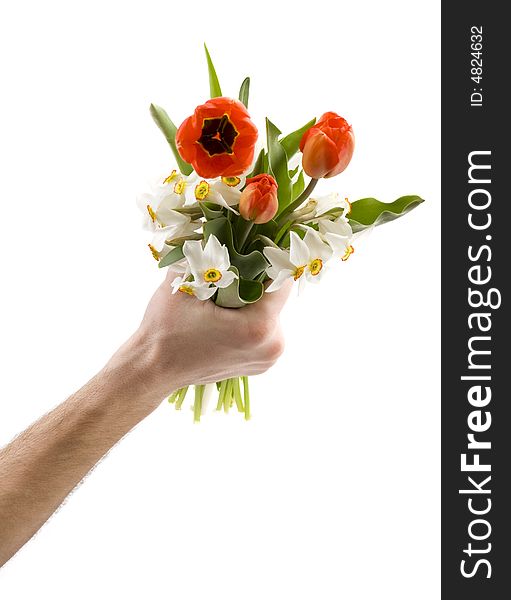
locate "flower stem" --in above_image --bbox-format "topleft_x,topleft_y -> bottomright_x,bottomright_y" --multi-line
277,178 -> 318,225
193,385 -> 205,423
274,221 -> 292,246
242,376 -> 250,420
167,390 -> 179,404
216,379 -> 228,410
232,378 -> 244,412
175,386 -> 189,410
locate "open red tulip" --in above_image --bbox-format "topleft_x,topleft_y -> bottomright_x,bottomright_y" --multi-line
176,97 -> 258,179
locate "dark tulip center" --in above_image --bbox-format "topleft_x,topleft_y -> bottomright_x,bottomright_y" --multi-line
198,114 -> 238,156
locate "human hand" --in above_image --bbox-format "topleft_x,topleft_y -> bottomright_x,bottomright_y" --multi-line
106,270 -> 291,413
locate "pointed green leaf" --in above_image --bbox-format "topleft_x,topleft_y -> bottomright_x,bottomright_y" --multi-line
348,195 -> 425,233
238,77 -> 250,108
204,44 -> 222,98
288,165 -> 300,179
199,201 -> 225,221
215,266 -> 264,308
248,149 -> 265,178
292,171 -> 305,200
204,217 -> 268,279
280,117 -> 316,159
158,245 -> 185,268
150,104 -> 192,175
266,118 -> 292,210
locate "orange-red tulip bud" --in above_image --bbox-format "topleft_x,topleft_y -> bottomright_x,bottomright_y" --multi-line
239,174 -> 279,224
299,112 -> 354,179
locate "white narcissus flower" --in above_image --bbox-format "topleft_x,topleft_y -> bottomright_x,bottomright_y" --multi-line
171,235 -> 237,300
263,229 -> 333,293
137,169 -> 188,228
308,192 -> 351,220
185,174 -> 245,213
137,170 -> 200,260
318,216 -> 355,261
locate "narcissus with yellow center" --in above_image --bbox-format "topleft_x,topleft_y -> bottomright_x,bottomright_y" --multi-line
170,234 -> 237,301
184,173 -> 245,213
204,268 -> 222,283
309,258 -> 323,275
318,216 -> 354,260
137,172 -> 200,254
263,228 -> 333,293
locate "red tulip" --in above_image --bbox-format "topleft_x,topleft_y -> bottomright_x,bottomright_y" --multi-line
176,97 -> 258,179
299,112 -> 354,179
239,174 -> 279,224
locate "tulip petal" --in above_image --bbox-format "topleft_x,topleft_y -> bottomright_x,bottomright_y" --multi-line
302,131 -> 339,179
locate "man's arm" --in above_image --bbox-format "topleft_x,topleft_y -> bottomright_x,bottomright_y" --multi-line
0,272 -> 290,566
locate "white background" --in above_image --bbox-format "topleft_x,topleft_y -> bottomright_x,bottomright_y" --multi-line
0,1 -> 440,597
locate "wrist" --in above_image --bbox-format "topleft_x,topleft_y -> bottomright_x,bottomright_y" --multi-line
100,330 -> 179,417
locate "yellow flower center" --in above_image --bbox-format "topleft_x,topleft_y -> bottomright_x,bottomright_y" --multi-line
174,178 -> 186,195
195,180 -> 210,201
221,176 -> 241,187
163,170 -> 177,185
309,258 -> 323,276
148,244 -> 160,261
345,197 -> 352,215
179,285 -> 195,296
293,265 -> 305,280
204,268 -> 222,283
341,245 -> 355,261
146,205 -> 157,222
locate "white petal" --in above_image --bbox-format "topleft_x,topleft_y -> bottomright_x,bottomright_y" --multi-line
324,232 -> 350,256
214,269 -> 237,289
266,269 -> 294,293
289,231 -> 310,267
303,227 -> 333,262
207,189 -> 240,214
263,247 -> 294,272
211,180 -> 242,206
192,284 -> 217,300
150,229 -> 170,251
183,239 -> 207,279
203,234 -> 230,270
313,192 -> 342,217
319,217 -> 352,238
155,195 -> 186,224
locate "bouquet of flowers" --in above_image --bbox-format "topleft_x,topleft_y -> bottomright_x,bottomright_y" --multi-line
137,45 -> 424,421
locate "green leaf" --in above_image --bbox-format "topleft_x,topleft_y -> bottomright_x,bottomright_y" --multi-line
288,165 -> 300,179
204,217 -> 268,279
292,171 -> 305,200
348,195 -> 425,233
266,118 -> 292,210
280,118 -> 316,159
248,149 -> 265,178
238,77 -> 250,108
215,266 -> 264,308
199,201 -> 225,221
149,104 -> 192,176
158,245 -> 185,268
204,44 -> 222,98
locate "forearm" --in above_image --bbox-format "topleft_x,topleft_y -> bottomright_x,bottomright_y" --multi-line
0,334 -> 166,567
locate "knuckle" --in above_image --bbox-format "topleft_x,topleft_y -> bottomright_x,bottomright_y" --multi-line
265,336 -> 285,362
247,319 -> 275,346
